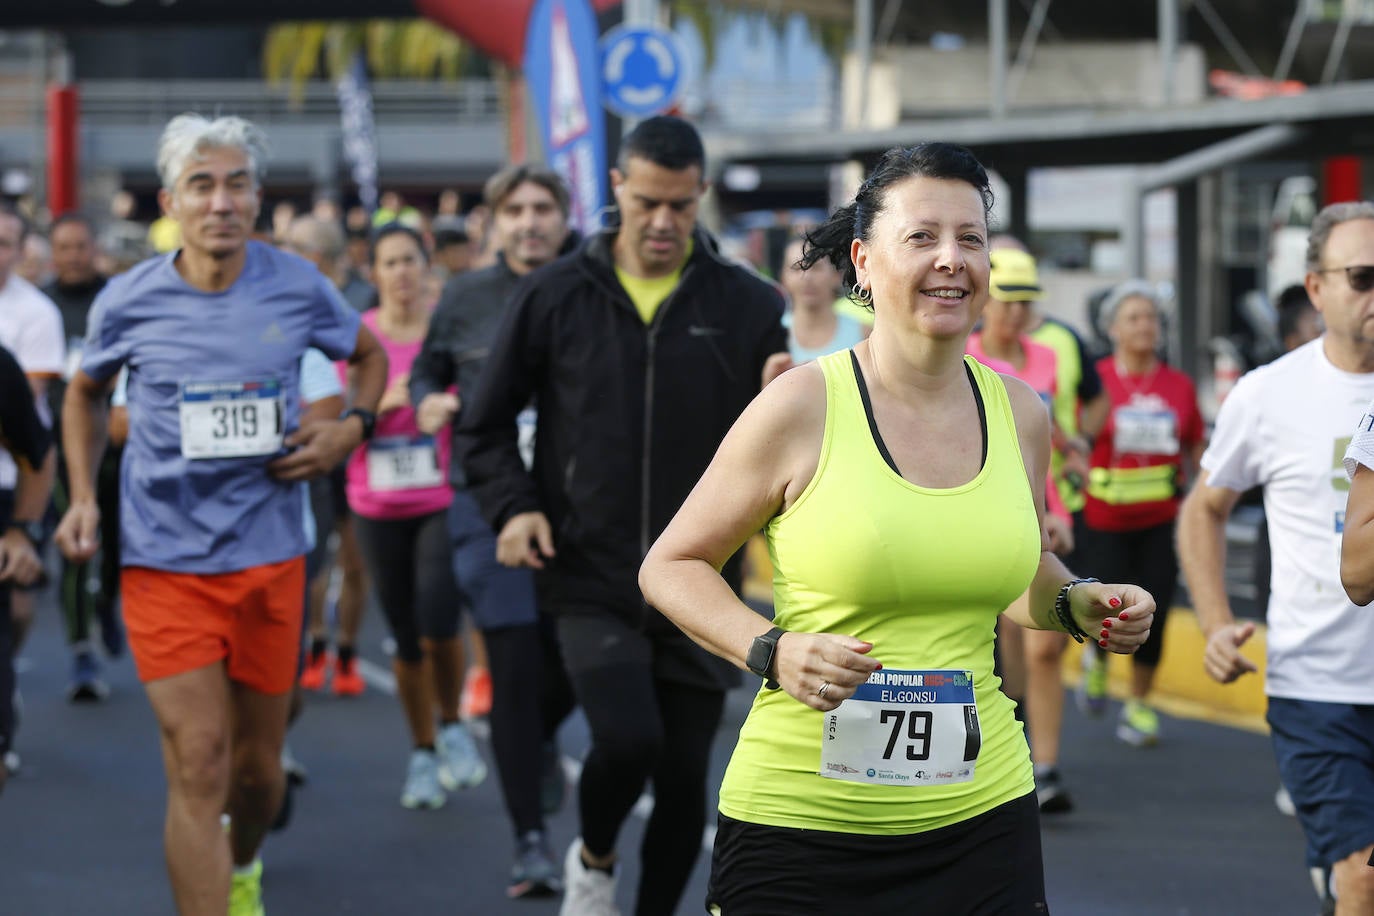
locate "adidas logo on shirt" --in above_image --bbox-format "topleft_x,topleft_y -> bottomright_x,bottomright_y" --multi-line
260,322 -> 286,344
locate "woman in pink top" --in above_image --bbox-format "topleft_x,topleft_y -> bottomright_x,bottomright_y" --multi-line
345,225 -> 486,810
967,248 -> 1080,816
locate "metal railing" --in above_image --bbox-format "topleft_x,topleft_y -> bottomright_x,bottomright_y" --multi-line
0,77 -> 504,127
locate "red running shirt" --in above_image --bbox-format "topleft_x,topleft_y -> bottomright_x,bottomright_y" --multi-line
1084,357 -> 1203,532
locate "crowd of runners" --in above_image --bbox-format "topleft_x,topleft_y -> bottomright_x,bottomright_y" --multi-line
0,109 -> 1371,916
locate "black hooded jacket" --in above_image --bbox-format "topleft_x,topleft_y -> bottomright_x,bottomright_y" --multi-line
456,224 -> 786,625
410,233 -> 580,487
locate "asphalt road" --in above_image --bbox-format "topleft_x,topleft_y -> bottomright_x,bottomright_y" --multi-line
0,582 -> 1319,916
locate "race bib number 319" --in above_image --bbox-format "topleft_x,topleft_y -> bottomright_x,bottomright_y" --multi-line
819,669 -> 980,787
179,379 -> 283,460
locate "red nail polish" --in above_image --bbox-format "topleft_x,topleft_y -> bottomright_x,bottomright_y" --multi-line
1108,596 -> 1122,609
875,663 -> 883,671
1102,619 -> 1113,629
1100,629 -> 1109,639
1099,639 -> 1109,648
1119,612 -> 1130,621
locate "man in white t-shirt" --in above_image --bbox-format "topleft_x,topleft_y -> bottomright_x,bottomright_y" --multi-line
0,202 -> 64,710
1179,200 -> 1374,914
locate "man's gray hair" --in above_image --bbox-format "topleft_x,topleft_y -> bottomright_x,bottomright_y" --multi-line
1305,200 -> 1374,270
156,114 -> 269,191
1096,278 -> 1161,339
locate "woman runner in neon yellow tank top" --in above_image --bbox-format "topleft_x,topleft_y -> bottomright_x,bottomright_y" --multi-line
640,143 -> 1157,914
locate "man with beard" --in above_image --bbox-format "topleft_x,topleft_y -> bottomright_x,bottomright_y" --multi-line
411,164 -> 581,898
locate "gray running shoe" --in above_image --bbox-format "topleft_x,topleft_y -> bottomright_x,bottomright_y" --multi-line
436,722 -> 487,791
508,830 -> 562,899
400,749 -> 446,810
67,650 -> 109,704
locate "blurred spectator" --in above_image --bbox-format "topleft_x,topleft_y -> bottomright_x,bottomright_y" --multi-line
311,195 -> 342,227
779,236 -> 866,363
432,227 -> 473,279
341,225 -> 376,311
146,212 -> 180,254
1275,283 -> 1322,353
18,234 -> 52,287
464,203 -> 495,270
99,190 -> 150,274
44,213 -> 106,373
272,200 -> 299,244
373,191 -> 421,229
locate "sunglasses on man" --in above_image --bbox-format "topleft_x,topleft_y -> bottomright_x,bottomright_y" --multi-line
1316,264 -> 1374,293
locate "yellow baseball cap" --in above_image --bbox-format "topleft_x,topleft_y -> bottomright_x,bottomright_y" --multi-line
989,249 -> 1043,302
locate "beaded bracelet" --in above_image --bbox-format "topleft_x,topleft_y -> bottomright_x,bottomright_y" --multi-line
1054,577 -> 1099,643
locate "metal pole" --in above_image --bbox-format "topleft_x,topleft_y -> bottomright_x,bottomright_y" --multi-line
1007,0 -> 1052,101
1123,181 -> 1146,279
855,0 -> 874,127
1139,123 -> 1304,191
1273,0 -> 1307,82
989,0 -> 1007,118
1321,0 -> 1357,84
1157,0 -> 1177,106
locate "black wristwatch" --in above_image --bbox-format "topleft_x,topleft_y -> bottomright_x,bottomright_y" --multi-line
745,626 -> 786,690
8,520 -> 46,550
339,407 -> 377,442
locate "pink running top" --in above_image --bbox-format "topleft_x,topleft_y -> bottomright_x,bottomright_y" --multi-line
342,308 -> 453,520
966,333 -> 1069,522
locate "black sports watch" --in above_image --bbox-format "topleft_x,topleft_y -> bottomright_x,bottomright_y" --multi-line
8,519 -> 46,549
745,626 -> 786,690
339,407 -> 377,442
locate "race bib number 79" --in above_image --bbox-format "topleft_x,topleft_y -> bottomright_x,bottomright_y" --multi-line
819,669 -> 980,787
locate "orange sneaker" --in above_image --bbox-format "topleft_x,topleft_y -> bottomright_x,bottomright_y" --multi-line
459,666 -> 493,720
299,651 -> 329,691
332,654 -> 365,697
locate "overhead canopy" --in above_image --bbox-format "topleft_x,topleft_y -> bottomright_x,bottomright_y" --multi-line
705,79 -> 1374,175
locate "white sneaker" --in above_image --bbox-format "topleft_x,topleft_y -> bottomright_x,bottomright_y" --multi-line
1275,784 -> 1296,817
560,839 -> 620,916
400,749 -> 446,810
436,722 -> 487,791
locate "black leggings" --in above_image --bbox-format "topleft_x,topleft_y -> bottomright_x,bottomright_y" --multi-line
573,665 -> 726,916
1085,519 -> 1177,668
353,511 -> 459,663
484,621 -> 575,835
0,584 -> 12,758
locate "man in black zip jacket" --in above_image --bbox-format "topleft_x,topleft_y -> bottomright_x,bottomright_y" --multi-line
458,116 -> 789,916
410,163 -> 580,899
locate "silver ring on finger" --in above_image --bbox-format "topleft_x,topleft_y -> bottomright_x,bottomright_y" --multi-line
817,681 -> 831,699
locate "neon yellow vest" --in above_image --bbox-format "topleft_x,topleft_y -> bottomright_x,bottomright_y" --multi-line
1030,319 -> 1088,512
717,352 -> 1039,834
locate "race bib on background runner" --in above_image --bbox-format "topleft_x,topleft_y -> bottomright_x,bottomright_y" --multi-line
820,669 -> 980,787
367,435 -> 443,491
1113,406 -> 1179,456
179,379 -> 283,459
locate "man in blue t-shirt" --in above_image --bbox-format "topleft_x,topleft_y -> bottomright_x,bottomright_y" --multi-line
55,114 -> 387,916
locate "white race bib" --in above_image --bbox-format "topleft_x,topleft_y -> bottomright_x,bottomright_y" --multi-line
819,669 -> 980,787
366,435 -> 443,491
1113,407 -> 1179,456
517,406 -> 537,472
179,379 -> 283,459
